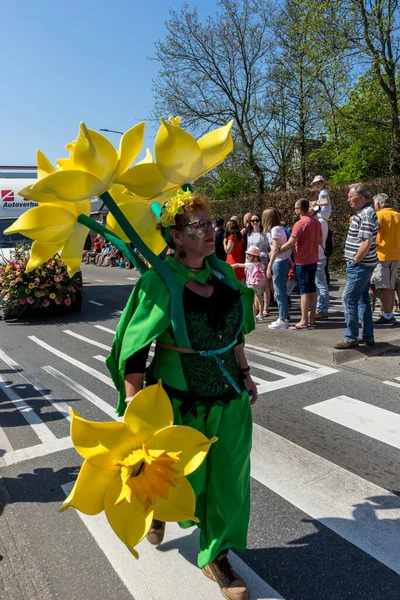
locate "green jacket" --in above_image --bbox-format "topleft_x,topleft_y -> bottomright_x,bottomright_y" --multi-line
106,257 -> 255,416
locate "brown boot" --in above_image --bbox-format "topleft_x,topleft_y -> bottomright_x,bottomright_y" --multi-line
202,551 -> 249,600
146,519 -> 165,545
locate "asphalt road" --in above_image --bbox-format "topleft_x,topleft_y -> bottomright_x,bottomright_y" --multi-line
0,264 -> 399,600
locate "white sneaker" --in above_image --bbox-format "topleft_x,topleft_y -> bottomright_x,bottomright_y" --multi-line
268,318 -> 289,329
255,314 -> 264,322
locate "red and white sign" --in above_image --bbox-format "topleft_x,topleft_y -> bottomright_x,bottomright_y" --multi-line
0,179 -> 37,218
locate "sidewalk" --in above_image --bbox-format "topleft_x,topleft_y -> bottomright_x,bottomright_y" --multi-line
247,279 -> 400,366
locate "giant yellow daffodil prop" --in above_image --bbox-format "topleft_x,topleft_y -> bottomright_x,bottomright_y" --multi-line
9,116 -> 234,281
21,122 -> 145,202
117,116 -> 234,200
62,381 -> 216,557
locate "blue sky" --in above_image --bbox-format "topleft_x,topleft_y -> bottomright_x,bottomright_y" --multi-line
1,0 -> 216,166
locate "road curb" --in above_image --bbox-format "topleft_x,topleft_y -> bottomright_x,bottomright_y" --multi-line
332,340 -> 400,365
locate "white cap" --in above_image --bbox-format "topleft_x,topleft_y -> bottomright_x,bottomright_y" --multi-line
312,175 -> 324,184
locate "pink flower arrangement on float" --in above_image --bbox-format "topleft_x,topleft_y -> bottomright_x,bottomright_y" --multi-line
0,244 -> 79,318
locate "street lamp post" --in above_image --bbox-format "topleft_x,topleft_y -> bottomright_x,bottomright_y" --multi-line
99,128 -> 123,136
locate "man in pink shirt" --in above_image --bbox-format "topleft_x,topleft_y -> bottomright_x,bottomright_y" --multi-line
280,198 -> 322,329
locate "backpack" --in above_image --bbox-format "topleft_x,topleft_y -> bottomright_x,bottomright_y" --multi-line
324,228 -> 334,258
247,263 -> 266,286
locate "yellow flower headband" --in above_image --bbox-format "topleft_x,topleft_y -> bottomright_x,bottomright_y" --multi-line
159,188 -> 194,228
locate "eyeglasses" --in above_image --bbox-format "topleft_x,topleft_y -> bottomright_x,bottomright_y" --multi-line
185,218 -> 217,232
251,219 -> 260,223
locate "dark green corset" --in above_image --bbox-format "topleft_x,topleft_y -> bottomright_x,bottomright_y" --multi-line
181,279 -> 242,399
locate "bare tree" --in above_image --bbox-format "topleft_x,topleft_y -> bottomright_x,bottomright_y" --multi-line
266,0 -> 324,188
152,0 -> 275,195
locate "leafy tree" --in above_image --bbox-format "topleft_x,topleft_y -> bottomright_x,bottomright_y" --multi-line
308,70 -> 392,182
313,0 -> 400,174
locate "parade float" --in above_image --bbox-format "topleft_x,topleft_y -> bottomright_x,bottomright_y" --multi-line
0,243 -> 82,319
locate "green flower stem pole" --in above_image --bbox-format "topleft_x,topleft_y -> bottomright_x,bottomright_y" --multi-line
77,214 -> 148,275
95,192 -> 192,348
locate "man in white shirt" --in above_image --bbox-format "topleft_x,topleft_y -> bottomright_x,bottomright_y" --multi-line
311,210 -> 330,318
311,175 -> 332,220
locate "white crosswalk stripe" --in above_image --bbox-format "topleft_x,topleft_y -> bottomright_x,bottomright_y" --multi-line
252,425 -> 400,576
1,323 -> 400,596
304,396 -> 400,450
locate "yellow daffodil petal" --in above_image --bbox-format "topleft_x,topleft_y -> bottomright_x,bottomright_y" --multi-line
56,157 -> 73,169
108,183 -> 146,206
61,223 -> 90,277
116,122 -> 145,177
135,148 -> 153,166
18,184 -> 58,205
4,205 -> 75,243
61,459 -> 118,515
147,425 -> 217,476
74,199 -> 91,218
153,476 -> 198,523
104,476 -> 154,557
116,162 -> 176,198
72,123 -> 118,184
70,408 -> 139,470
155,117 -> 203,184
26,241 -> 62,272
33,170 -> 104,201
124,381 -> 173,435
37,149 -> 56,180
106,201 -> 166,256
197,120 -> 234,176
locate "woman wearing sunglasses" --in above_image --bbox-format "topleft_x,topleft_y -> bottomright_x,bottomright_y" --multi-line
247,214 -> 271,317
112,193 -> 257,600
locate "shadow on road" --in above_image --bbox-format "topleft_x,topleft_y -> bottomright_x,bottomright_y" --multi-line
155,493 -> 400,600
0,465 -> 79,517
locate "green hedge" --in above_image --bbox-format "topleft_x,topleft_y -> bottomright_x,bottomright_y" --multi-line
209,177 -> 400,270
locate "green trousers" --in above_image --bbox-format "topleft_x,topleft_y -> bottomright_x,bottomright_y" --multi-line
171,390 -> 253,569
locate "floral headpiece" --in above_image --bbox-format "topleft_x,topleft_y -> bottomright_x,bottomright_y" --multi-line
159,188 -> 193,228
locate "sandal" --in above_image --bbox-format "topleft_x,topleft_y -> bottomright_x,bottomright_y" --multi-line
288,324 -> 309,330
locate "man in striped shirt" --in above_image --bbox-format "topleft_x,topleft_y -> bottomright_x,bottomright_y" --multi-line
335,183 -> 378,350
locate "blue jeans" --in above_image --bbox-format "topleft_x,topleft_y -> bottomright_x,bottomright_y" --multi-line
342,262 -> 375,342
316,258 -> 329,313
273,259 -> 291,319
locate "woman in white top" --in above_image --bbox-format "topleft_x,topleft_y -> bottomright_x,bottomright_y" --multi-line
263,208 -> 292,330
247,214 -> 271,317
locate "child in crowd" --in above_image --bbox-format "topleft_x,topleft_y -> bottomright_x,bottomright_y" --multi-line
233,245 -> 266,321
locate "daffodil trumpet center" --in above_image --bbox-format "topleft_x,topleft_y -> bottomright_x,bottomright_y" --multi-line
130,461 -> 146,477
114,444 -> 182,508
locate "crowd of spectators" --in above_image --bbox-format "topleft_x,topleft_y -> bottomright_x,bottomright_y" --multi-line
82,234 -> 132,269
80,178 -> 400,350
216,176 -> 400,349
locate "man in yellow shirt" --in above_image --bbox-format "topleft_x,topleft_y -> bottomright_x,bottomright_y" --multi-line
373,193 -> 400,325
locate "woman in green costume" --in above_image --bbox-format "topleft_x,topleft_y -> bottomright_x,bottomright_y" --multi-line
107,193 -> 257,600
